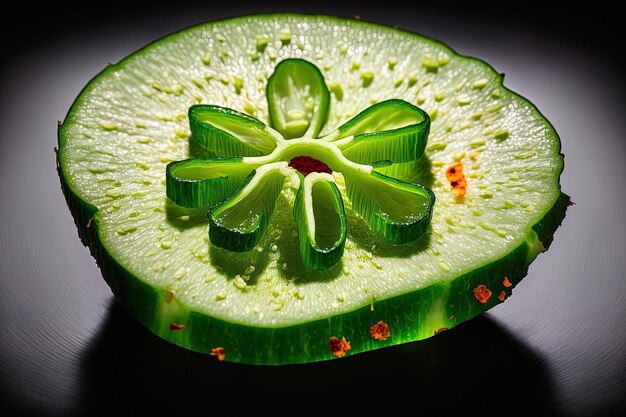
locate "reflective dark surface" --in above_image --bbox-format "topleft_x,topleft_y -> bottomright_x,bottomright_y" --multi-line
1,2 -> 624,416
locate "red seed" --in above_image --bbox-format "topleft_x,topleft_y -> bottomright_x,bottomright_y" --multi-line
288,156 -> 332,176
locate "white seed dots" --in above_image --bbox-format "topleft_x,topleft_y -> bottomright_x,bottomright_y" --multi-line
234,276 -> 247,290
116,226 -> 137,235
98,120 -> 118,130
438,261 -> 451,272
456,94 -> 472,105
174,268 -> 187,280
202,52 -> 211,65
256,34 -> 269,52
473,78 -> 488,89
278,28 -> 291,43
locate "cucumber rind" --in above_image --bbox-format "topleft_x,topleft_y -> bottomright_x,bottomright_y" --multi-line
57,13 -> 568,364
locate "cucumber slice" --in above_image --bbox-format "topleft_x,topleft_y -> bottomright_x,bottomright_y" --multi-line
58,14 -> 568,364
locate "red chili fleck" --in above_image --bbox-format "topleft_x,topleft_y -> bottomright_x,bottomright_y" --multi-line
329,336 -> 351,358
503,277 -> 513,288
473,284 -> 492,304
369,321 -> 391,341
448,314 -> 456,321
210,347 -> 226,361
288,156 -> 332,176
435,327 -> 449,335
498,290 -> 506,302
446,162 -> 467,197
170,323 -> 185,330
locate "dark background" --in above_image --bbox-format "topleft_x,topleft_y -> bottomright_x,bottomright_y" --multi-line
1,1 -> 624,416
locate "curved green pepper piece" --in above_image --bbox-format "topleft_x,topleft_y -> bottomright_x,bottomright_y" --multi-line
208,162 -> 297,252
189,105 -> 283,156
166,157 -> 255,208
267,59 -> 330,139
293,173 -> 347,270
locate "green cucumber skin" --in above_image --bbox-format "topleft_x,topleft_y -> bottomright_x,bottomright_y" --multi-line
59,158 -> 568,364
57,14 -> 569,364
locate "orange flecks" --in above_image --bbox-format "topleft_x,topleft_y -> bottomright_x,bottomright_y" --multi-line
473,284 -> 492,304
369,321 -> 391,341
503,277 -> 512,288
169,323 -> 185,330
498,290 -> 506,302
166,291 -> 175,304
329,336 -> 351,358
446,162 -> 467,197
86,217 -> 93,229
210,347 -> 226,361
448,314 -> 456,321
435,327 -> 449,335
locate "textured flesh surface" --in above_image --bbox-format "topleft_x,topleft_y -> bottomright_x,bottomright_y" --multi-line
58,14 -> 566,364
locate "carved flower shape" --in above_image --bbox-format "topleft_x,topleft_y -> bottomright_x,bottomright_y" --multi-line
166,59 -> 435,270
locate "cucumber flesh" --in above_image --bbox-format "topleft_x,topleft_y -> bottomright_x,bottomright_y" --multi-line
58,14 -> 568,364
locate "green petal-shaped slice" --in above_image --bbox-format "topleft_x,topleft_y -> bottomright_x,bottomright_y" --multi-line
166,157 -> 255,208
208,162 -> 295,252
189,105 -> 282,156
293,172 -> 347,270
57,14 -> 568,365
267,58 -> 330,139
326,99 -> 430,165
343,169 -> 435,243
